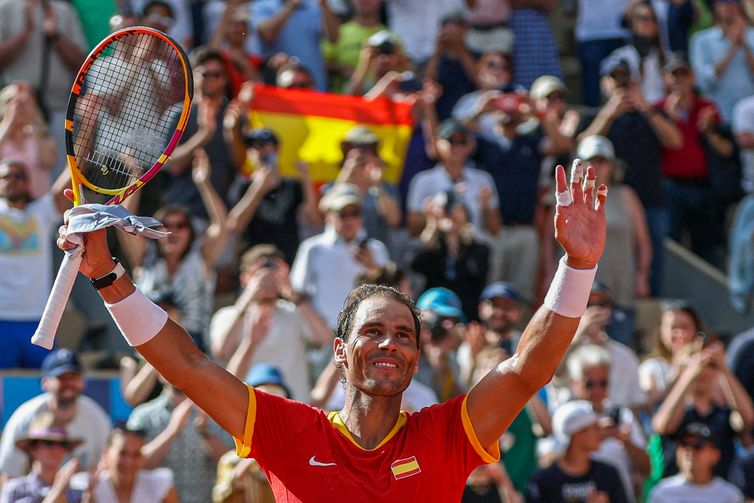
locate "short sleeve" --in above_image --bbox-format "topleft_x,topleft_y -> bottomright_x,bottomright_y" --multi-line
733,98 -> 754,134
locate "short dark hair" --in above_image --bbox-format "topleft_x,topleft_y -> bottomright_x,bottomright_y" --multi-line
108,425 -> 147,446
335,284 -> 421,349
189,45 -> 225,69
142,0 -> 174,19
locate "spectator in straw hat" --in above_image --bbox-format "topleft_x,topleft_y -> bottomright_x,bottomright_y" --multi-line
1,412 -> 84,502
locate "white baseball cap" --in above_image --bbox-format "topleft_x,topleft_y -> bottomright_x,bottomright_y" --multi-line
530,75 -> 567,100
576,135 -> 615,161
552,400 -> 598,443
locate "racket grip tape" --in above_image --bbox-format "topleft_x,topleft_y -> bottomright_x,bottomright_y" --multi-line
31,252 -> 83,350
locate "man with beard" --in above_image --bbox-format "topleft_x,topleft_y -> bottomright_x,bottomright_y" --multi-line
0,158 -> 69,368
0,349 -> 112,481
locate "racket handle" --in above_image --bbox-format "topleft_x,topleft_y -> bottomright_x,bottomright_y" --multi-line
31,252 -> 83,350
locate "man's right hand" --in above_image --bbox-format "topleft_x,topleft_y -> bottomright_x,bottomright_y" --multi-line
57,194 -> 117,279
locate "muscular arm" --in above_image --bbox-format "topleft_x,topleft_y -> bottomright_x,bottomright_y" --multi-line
467,164 -> 607,448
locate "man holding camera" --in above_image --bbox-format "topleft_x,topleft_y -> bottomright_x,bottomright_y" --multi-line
290,183 -> 390,330
209,244 -> 332,401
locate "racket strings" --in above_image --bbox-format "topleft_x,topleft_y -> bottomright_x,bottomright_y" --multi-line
72,32 -> 186,192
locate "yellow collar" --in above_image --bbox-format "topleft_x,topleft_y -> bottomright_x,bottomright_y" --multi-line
327,410 -> 408,451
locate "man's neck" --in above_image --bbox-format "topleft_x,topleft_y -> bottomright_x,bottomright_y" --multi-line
442,162 -> 464,181
339,388 -> 403,450
33,463 -> 57,486
688,470 -> 714,485
47,397 -> 77,424
3,197 -> 28,210
355,12 -> 380,27
558,448 -> 591,477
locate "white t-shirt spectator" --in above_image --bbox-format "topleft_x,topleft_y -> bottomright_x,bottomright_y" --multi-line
575,0 -> 631,42
386,0 -> 466,63
649,474 -> 743,503
592,406 -> 646,502
0,194 -> 59,321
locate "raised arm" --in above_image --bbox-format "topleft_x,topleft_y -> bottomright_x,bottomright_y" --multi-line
466,161 -> 607,448
58,211 -> 248,440
192,148 -> 230,271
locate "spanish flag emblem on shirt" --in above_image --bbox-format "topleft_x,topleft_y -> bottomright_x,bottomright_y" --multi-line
391,456 -> 421,480
246,85 -> 414,185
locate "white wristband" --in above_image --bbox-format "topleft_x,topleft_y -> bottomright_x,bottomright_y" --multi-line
106,289 -> 168,347
543,258 -> 597,318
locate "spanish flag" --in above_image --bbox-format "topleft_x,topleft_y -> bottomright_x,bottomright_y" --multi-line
390,456 -> 421,480
247,85 -> 415,185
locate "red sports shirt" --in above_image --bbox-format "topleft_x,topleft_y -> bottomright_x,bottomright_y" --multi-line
233,386 -> 499,502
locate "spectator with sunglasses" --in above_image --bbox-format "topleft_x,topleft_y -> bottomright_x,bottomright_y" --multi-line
566,344 -> 650,501
290,182 -> 390,330
569,282 -> 646,411
347,30 -> 411,97
649,422 -> 743,503
226,127 -> 319,264
1,412 -> 84,503
406,119 -> 501,238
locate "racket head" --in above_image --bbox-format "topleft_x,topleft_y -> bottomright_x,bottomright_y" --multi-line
65,26 -> 193,205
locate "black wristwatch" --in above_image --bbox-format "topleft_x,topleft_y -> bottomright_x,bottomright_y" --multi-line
90,258 -> 126,290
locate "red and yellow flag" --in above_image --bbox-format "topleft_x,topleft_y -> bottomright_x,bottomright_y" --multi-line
390,456 -> 421,480
247,85 -> 415,185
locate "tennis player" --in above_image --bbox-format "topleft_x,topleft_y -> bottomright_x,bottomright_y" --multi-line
59,162 -> 606,501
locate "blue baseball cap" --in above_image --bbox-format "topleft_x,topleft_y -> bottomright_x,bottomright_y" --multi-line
41,349 -> 82,378
245,364 -> 291,398
480,282 -> 520,303
416,288 -> 465,320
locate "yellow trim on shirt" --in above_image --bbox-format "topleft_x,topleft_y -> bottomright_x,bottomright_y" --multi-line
461,395 -> 501,463
327,410 -> 408,450
233,385 -> 257,458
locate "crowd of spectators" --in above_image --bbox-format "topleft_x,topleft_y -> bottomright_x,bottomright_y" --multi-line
3,0 -> 754,501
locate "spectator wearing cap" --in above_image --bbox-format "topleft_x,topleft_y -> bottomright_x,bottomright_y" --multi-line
690,0 -> 754,122
226,127 -> 319,264
407,119 -> 501,239
209,244 -> 331,401
322,0 -> 396,93
652,338 -> 754,481
457,281 -> 522,388
656,55 -> 734,267
649,422 -> 744,502
576,60 -> 677,299
411,187 -> 490,321
569,281 -> 646,410
424,12 -> 478,121
330,125 -> 402,249
275,61 -> 317,90
565,136 -> 651,347
0,412 -> 84,503
347,30 -> 411,97
605,2 -> 670,104
527,400 -> 629,503
252,0 -> 340,91
0,349 -> 112,480
566,344 -> 649,501
290,183 -> 390,330
414,288 -> 465,401
136,0 -> 193,49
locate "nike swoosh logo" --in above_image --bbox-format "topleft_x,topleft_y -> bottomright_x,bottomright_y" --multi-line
309,455 -> 337,467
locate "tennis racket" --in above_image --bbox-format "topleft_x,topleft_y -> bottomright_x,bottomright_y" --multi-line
31,26 -> 193,349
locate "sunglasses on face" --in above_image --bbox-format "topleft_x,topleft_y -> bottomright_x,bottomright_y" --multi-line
486,61 -> 511,71
633,13 -> 657,22
678,437 -> 709,450
585,379 -> 609,390
546,92 -> 565,101
447,136 -> 468,145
